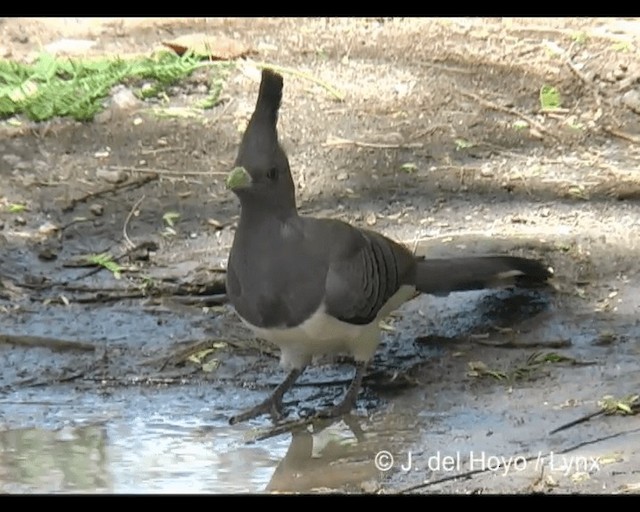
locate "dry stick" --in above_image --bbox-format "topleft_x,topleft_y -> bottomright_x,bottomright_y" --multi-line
62,174 -> 159,212
323,135 -> 423,150
68,292 -> 149,304
70,241 -> 157,282
209,96 -> 235,125
109,166 -> 228,177
140,145 -> 186,155
550,398 -> 640,436
165,295 -> 228,307
562,50 -> 606,113
122,194 -> 146,249
82,375 -> 192,386
1,357 -> 106,393
564,56 -> 594,89
549,410 -> 606,435
603,127 -> 640,144
0,334 -> 96,352
472,339 -> 572,349
250,416 -> 318,443
458,89 -> 560,142
60,217 -> 93,232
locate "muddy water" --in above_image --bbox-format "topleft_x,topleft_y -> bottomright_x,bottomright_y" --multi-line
0,386 -> 399,493
2,283 -> 639,493
0,390 -> 286,493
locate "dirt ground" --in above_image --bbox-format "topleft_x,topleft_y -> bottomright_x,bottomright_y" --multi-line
1,17 -> 640,494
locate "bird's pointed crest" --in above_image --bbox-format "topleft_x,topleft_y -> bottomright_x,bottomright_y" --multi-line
238,69 -> 283,155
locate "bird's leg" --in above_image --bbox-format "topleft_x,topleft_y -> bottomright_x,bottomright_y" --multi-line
229,368 -> 303,425
316,361 -> 367,419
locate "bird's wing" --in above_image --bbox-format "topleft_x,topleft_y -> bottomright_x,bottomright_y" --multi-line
305,218 -> 417,325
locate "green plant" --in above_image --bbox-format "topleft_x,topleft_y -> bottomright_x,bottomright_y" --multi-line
0,51 -> 231,122
86,253 -> 123,279
540,85 -> 562,111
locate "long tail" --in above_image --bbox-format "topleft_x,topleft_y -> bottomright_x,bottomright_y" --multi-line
414,256 -> 553,296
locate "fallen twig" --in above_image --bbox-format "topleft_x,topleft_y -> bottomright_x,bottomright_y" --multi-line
550,394 -> 639,435
549,410 -> 605,435
140,144 -> 186,155
70,241 -> 158,282
155,338 -> 234,371
471,339 -> 572,349
459,89 -> 560,141
162,294 -> 228,307
247,413 -> 358,443
61,292 -> 150,304
323,134 -> 423,149
603,126 -> 640,144
109,165 -> 228,177
0,334 -> 96,352
62,173 -> 159,212
122,195 -> 146,249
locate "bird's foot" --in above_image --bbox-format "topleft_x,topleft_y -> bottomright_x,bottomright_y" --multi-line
228,368 -> 303,425
229,395 -> 285,425
313,361 -> 366,420
314,397 -> 358,420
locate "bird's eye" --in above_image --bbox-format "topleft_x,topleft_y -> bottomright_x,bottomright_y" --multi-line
266,167 -> 278,181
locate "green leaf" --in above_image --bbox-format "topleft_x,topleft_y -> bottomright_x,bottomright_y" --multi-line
8,203 -> 26,213
162,211 -> 181,227
400,162 -> 417,173
611,42 -> 630,52
540,85 -> 562,111
455,138 -> 475,150
86,253 -> 123,279
571,32 -> 588,45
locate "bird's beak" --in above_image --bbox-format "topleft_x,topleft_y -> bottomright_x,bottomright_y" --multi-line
226,166 -> 252,191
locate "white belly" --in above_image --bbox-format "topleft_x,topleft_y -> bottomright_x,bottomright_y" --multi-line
239,285 -> 417,370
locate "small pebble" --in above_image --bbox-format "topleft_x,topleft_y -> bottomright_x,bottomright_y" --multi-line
96,168 -> 126,183
90,203 -> 104,216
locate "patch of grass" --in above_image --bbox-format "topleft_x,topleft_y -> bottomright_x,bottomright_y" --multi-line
454,138 -> 475,151
194,75 -> 225,110
0,51 -> 231,122
187,343 -> 227,373
599,394 -> 639,416
467,361 -> 508,381
565,117 -> 585,131
86,253 -> 123,279
566,184 -> 589,200
400,162 -> 418,174
540,84 -> 562,111
571,32 -> 589,45
468,352 -> 593,383
611,41 -> 631,52
7,203 -> 26,213
513,120 -> 529,130
162,211 -> 181,228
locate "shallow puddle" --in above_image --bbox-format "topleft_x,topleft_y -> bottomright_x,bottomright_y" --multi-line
0,387 -> 395,493
2,284 -> 640,493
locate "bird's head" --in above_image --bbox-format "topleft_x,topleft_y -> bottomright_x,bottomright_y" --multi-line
227,69 -> 297,215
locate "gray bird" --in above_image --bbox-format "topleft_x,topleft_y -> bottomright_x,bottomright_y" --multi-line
225,69 -> 552,424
